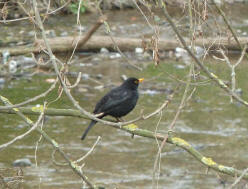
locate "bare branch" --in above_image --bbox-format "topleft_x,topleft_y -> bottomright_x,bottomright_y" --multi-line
0,78 -> 58,110
0,111 -> 44,151
67,72 -> 82,89
160,2 -> 248,107
228,168 -> 248,189
74,136 -> 101,164
0,93 -> 96,188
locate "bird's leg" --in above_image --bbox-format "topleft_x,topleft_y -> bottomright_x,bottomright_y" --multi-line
131,133 -> 134,139
114,117 -> 134,138
115,117 -> 124,122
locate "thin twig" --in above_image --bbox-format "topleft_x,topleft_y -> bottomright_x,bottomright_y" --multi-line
76,15 -> 107,48
31,1 -> 96,187
0,93 -> 96,188
0,111 -> 44,151
97,7 -> 142,71
211,0 -> 242,50
228,168 -> 248,189
1,96 -> 248,181
51,149 -> 67,166
74,136 -> 101,164
153,63 -> 193,188
152,111 -> 163,189
218,45 -> 247,103
0,0 -> 72,23
0,78 -> 58,110
67,72 -> 82,89
160,2 -> 248,107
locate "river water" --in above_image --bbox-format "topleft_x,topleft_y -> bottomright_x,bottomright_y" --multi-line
1,4 -> 248,189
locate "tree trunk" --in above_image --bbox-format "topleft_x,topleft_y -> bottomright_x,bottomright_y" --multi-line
0,35 -> 247,56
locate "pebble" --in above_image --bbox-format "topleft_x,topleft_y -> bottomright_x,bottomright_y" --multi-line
79,63 -> 93,67
0,78 -> 5,84
78,87 -> 88,93
14,13 -> 20,19
111,26 -> 117,31
92,57 -> 101,62
154,15 -> 161,23
28,31 -> 36,36
17,56 -> 36,69
94,85 -> 104,90
140,89 -> 159,96
194,46 -> 205,58
235,88 -> 243,96
174,64 -> 186,69
135,47 -> 144,54
13,158 -> 32,167
100,47 -> 109,54
45,30 -> 56,38
109,53 -> 121,59
0,78 -> 5,89
143,51 -> 151,59
60,31 -> 68,37
96,74 -> 103,80
76,26 -> 86,32
9,60 -> 17,73
81,73 -> 89,80
17,124 -> 26,129
2,50 -> 10,64
175,46 -> 205,65
45,78 -> 56,83
213,0 -> 223,4
175,47 -> 188,59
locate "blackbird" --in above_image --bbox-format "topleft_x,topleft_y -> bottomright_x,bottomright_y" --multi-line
81,77 -> 144,140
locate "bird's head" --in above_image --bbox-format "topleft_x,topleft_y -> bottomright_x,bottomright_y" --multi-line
122,77 -> 144,90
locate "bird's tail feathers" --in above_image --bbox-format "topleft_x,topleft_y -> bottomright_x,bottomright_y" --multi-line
81,120 -> 97,140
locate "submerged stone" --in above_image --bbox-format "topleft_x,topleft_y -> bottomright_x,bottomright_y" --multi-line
100,47 -> 109,54
13,158 -> 32,167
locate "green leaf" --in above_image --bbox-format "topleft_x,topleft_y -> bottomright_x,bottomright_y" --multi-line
69,1 -> 87,14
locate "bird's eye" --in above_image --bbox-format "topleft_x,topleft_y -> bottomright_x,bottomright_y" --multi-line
134,80 -> 139,84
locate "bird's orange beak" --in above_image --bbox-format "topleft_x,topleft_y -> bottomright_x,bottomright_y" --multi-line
138,78 -> 144,83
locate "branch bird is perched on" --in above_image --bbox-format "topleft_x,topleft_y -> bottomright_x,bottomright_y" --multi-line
81,77 -> 144,140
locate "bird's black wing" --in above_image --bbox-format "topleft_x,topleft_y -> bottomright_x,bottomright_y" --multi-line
93,87 -> 130,114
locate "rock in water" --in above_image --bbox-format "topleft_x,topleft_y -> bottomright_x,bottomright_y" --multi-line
13,158 -> 32,167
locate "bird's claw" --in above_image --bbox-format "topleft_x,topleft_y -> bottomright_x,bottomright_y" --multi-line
116,117 -> 124,122
131,133 -> 134,139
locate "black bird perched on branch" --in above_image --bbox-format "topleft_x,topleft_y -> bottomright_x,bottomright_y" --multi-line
81,77 -> 144,140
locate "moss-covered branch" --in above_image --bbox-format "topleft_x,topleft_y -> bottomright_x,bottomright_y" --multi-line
0,106 -> 88,118
122,124 -> 248,180
1,106 -> 247,180
0,96 -> 96,189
